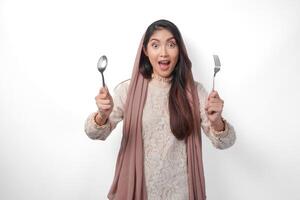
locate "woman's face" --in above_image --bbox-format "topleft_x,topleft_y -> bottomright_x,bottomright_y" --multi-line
144,28 -> 179,78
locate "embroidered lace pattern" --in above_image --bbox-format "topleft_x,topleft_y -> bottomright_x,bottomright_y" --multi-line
142,78 -> 189,200
84,78 -> 236,200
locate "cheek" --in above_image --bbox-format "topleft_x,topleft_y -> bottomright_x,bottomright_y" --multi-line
172,51 -> 179,65
148,56 -> 157,67
171,47 -> 179,57
147,51 -> 158,65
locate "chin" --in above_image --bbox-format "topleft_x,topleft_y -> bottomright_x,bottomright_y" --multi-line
158,71 -> 172,78
155,67 -> 175,78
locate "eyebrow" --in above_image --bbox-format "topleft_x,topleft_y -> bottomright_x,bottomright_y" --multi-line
150,37 -> 176,42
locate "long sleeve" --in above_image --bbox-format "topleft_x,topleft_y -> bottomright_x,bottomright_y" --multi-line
196,82 -> 236,149
84,80 -> 130,140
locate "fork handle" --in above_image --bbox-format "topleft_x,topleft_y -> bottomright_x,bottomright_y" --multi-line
212,76 -> 215,91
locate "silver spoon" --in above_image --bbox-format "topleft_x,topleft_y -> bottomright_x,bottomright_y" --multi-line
212,55 -> 221,91
97,55 -> 108,87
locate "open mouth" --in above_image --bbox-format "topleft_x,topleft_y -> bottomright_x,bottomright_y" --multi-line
158,60 -> 171,70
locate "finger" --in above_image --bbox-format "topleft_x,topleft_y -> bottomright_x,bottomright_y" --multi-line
95,94 -> 109,101
107,91 -> 112,99
100,87 -> 110,97
207,100 -> 224,107
207,107 -> 220,115
207,102 -> 223,110
207,104 -> 224,112
99,91 -> 108,98
208,91 -> 220,99
99,86 -> 106,93
96,99 -> 111,105
207,98 -> 224,104
100,104 -> 112,110
208,91 -> 216,99
207,109 -> 216,115
103,86 -> 112,98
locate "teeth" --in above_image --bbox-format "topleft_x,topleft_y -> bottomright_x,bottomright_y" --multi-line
159,61 -> 169,64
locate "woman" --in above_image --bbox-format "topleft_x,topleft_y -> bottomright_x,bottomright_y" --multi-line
85,19 -> 236,200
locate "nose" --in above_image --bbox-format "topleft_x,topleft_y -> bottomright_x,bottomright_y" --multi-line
160,46 -> 168,57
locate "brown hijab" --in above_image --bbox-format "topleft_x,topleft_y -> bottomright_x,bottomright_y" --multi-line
107,35 -> 206,200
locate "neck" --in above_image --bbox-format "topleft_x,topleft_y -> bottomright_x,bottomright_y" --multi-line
151,73 -> 173,83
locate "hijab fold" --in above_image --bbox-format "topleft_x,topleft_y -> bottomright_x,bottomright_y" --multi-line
108,35 -> 206,200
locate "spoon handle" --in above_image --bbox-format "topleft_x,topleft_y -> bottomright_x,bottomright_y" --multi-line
213,75 -> 215,91
101,72 -> 106,87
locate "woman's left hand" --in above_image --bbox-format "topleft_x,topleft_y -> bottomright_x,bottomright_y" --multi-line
205,90 -> 225,131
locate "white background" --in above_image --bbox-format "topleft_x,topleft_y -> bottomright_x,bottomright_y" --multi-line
1,0 -> 300,199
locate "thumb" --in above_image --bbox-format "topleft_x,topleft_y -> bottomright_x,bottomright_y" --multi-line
99,87 -> 107,95
104,86 -> 111,97
208,90 -> 219,99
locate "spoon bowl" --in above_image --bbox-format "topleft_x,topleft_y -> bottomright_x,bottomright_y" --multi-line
97,55 -> 108,87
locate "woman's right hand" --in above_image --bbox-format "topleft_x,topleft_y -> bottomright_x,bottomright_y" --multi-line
94,86 -> 114,125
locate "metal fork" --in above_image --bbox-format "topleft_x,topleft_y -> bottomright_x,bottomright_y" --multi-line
212,55 -> 221,91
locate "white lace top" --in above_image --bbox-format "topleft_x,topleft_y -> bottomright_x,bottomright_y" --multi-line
84,78 -> 236,200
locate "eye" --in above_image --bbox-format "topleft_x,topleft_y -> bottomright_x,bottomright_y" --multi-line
168,41 -> 177,48
151,43 -> 159,49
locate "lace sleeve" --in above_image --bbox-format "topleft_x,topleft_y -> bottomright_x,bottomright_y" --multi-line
196,82 -> 236,149
84,80 -> 130,140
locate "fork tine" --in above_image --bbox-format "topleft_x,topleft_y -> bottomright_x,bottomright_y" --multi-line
213,55 -> 221,66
